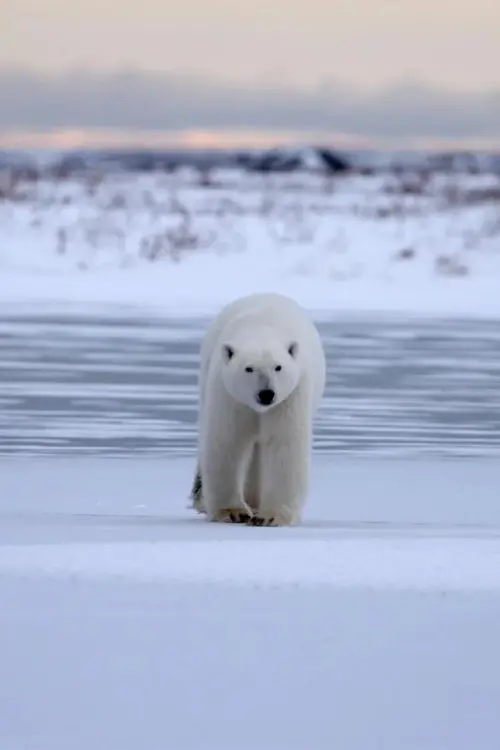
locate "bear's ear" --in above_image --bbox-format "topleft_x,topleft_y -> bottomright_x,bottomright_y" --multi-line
223,344 -> 235,361
287,341 -> 298,358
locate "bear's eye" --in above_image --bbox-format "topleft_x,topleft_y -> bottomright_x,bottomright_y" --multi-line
245,366 -> 254,373
274,365 -> 282,372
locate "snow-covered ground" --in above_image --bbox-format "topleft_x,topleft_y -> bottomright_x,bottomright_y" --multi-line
1,167 -> 500,318
2,163 -> 500,749
2,456 -> 500,750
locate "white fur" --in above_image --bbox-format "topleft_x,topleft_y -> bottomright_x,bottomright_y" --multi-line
190,292 -> 326,526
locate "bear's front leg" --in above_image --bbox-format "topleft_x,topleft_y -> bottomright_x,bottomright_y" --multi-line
201,402 -> 257,524
252,393 -> 312,527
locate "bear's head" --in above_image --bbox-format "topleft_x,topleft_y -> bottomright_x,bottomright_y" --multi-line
220,337 -> 301,412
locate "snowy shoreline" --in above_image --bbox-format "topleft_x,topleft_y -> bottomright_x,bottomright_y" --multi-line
1,269 -> 500,321
1,167 -> 500,320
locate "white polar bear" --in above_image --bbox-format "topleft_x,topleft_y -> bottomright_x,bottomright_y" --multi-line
189,292 -> 326,526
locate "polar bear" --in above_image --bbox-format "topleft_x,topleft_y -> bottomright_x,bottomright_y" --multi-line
189,292 -> 326,526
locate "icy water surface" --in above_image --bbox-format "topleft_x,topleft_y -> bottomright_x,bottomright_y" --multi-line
0,312 -> 499,457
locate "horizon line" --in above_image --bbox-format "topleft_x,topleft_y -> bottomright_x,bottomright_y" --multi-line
2,128 -> 500,153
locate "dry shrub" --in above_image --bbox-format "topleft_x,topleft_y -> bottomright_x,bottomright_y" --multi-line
372,204 -> 408,219
214,198 -> 244,217
394,247 -> 416,261
106,193 -> 128,210
197,168 -> 214,188
435,254 -> 469,277
267,202 -> 316,245
384,173 -> 429,196
460,187 -> 500,205
0,171 -> 31,202
56,228 -> 68,255
442,182 -> 500,209
85,171 -> 104,196
140,212 -> 215,262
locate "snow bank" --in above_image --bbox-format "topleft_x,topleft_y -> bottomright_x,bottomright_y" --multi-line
1,168 -> 500,318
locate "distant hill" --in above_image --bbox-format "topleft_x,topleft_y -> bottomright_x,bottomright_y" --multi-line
1,145 -> 499,176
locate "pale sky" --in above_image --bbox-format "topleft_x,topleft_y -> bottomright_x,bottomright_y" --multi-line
2,0 -> 499,90
1,0 -> 499,144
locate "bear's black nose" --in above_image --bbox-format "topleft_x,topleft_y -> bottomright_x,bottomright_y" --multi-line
257,389 -> 276,406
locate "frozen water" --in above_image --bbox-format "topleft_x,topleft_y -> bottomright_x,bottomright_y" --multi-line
1,312 -> 500,457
